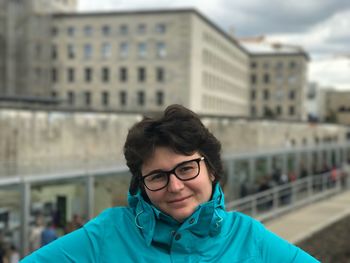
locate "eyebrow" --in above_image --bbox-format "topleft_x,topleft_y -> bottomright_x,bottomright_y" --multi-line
142,157 -> 200,177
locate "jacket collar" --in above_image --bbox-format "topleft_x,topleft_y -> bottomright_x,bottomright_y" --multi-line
127,184 -> 226,246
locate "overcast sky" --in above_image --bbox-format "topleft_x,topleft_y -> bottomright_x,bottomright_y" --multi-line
78,0 -> 350,90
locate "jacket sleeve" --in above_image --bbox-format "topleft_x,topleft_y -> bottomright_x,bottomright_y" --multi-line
20,227 -> 98,263
254,220 -> 320,263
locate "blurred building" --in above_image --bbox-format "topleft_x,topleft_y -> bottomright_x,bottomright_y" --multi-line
239,36 -> 309,121
325,90 -> 350,125
305,82 -> 327,122
0,0 -> 76,105
49,9 -> 249,116
1,1 -> 250,116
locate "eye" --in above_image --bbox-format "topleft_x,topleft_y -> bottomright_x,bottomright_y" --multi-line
147,172 -> 167,182
177,162 -> 196,174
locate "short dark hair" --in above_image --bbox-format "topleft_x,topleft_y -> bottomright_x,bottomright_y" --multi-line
124,104 -> 223,195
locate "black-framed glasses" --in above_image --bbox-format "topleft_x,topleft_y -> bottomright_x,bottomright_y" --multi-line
141,157 -> 205,191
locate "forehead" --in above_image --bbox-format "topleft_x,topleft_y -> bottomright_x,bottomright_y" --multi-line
142,147 -> 199,173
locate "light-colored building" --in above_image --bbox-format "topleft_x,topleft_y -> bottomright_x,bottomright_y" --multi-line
239,36 -> 309,121
325,90 -> 350,125
49,9 -> 249,116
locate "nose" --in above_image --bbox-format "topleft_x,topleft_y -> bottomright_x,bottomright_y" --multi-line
167,173 -> 184,192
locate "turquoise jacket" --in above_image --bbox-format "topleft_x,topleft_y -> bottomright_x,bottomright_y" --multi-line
21,184 -> 319,262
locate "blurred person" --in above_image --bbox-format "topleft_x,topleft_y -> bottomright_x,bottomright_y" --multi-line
21,104 -> 319,262
41,222 -> 57,247
29,215 -> 44,252
8,245 -> 19,263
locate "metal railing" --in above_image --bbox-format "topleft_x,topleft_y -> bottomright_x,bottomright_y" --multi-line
226,169 -> 349,222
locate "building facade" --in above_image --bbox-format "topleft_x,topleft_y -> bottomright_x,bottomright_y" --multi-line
49,9 -> 249,116
240,37 -> 309,121
325,90 -> 350,125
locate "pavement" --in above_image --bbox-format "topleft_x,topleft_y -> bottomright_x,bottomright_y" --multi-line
265,189 -> 350,244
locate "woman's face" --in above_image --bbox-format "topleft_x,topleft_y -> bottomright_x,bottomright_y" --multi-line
141,147 -> 214,222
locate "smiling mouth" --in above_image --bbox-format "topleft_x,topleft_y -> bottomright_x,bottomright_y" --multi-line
168,196 -> 191,204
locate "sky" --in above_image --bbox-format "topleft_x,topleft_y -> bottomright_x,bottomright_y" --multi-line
78,0 -> 350,90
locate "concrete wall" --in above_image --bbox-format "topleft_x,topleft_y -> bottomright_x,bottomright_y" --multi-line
0,108 -> 348,177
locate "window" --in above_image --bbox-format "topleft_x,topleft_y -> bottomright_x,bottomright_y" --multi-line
289,90 -> 295,100
251,90 -> 256,100
101,43 -> 111,59
156,42 -> 166,58
137,24 -> 146,34
102,25 -> 110,36
51,91 -> 57,99
51,45 -> 57,60
155,23 -> 166,34
275,61 -> 283,70
289,61 -> 297,69
251,106 -> 256,116
251,74 -> 257,84
263,89 -> 269,100
120,24 -> 128,35
84,25 -> 92,36
35,44 -> 41,59
84,44 -> 92,59
119,42 -> 128,58
67,26 -> 75,36
67,44 -> 75,59
85,68 -> 92,82
84,91 -> 91,106
51,27 -> 58,36
120,67 -> 128,82
101,91 -> 109,106
67,91 -> 75,105
138,67 -> 146,82
263,73 -> 270,84
263,62 -> 269,69
102,67 -> 109,82
276,105 -> 282,115
138,42 -> 147,58
156,91 -> 164,106
289,106 -> 295,116
67,68 -> 74,83
51,68 -> 57,83
156,67 -> 164,82
250,62 -> 257,69
120,91 -> 127,106
137,91 -> 145,106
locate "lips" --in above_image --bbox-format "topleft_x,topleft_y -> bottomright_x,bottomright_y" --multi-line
168,195 -> 192,204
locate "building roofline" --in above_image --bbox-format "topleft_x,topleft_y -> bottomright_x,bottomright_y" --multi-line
249,52 -> 310,61
52,8 -> 248,55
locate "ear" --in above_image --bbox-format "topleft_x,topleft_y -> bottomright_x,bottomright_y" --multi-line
209,173 -> 215,182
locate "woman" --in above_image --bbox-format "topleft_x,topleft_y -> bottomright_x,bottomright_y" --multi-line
21,104 -> 319,262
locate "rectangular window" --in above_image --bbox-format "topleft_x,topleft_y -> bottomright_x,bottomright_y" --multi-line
101,43 -> 111,59
85,67 -> 92,82
67,26 -> 75,36
120,91 -> 127,106
138,67 -> 146,82
156,67 -> 164,82
119,42 -> 128,58
155,23 -> 166,34
67,44 -> 75,59
102,67 -> 109,82
251,106 -> 256,116
138,42 -> 147,58
251,74 -> 257,84
137,23 -> 146,34
120,24 -> 128,35
51,68 -> 57,83
137,91 -> 145,106
156,42 -> 166,58
102,25 -> 110,36
84,25 -> 92,36
67,68 -> 74,83
84,91 -> 91,106
51,45 -> 57,60
289,106 -> 295,116
250,62 -> 257,69
276,105 -> 282,115
263,89 -> 269,100
156,91 -> 164,106
289,90 -> 295,100
67,91 -> 75,105
251,90 -> 256,100
51,27 -> 58,37
120,67 -> 128,82
263,73 -> 270,84
102,91 -> 109,106
84,44 -> 92,59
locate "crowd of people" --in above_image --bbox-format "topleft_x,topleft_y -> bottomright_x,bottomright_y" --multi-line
0,232 -> 19,263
